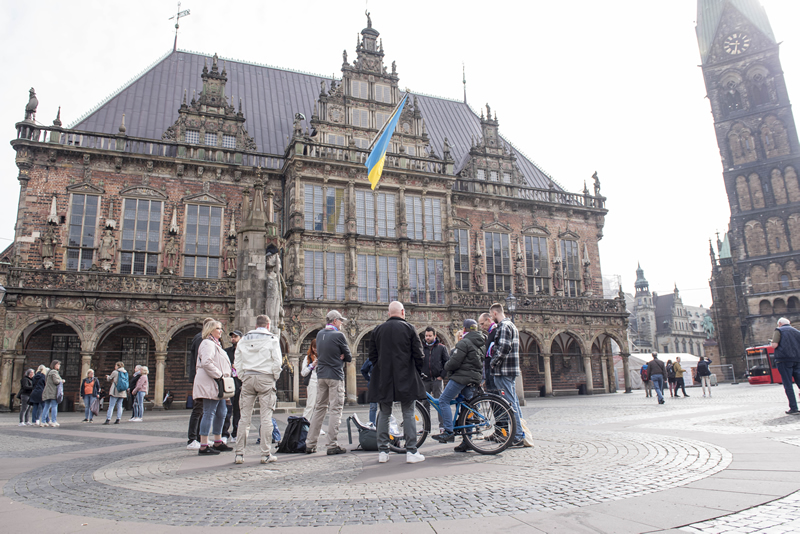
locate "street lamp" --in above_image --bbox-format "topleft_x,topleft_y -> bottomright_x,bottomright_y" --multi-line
505,290 -> 517,323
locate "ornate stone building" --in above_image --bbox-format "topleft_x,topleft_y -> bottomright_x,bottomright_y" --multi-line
0,16 -> 629,412
699,1 -> 800,374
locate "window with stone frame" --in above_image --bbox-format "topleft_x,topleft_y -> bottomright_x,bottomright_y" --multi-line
183,204 -> 223,279
52,335 -> 81,379
485,232 -> 511,292
353,137 -> 370,149
185,130 -> 199,144
355,190 -> 396,237
305,185 -> 345,233
502,172 -> 512,184
454,229 -> 470,291
476,169 -> 486,181
375,84 -> 392,103
205,132 -> 217,146
351,108 -> 369,128
405,195 -> 423,240
303,251 -> 346,301
409,258 -> 444,305
561,240 -> 581,297
327,134 -> 346,146
222,134 -> 236,149
66,194 -> 99,271
423,197 -> 442,241
121,337 -> 149,371
120,198 -> 162,275
525,236 -> 550,295
351,80 -> 369,100
490,171 -> 498,182
357,254 -> 398,303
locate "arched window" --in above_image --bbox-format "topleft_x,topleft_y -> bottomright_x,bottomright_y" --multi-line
774,298 -> 787,315
781,273 -> 791,290
736,176 -> 752,211
759,299 -> 773,315
788,296 -> 800,312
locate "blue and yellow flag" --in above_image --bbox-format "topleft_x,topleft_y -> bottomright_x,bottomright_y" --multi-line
365,94 -> 408,190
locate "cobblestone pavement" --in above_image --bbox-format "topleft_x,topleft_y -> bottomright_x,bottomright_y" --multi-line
2,383 -> 800,531
681,490 -> 800,533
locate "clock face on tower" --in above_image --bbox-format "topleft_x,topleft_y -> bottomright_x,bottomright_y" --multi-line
723,32 -> 751,55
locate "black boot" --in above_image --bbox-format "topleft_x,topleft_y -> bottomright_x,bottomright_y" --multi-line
114,419 -> 120,424
103,419 -> 110,425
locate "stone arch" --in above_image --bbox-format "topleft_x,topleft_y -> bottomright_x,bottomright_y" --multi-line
785,261 -> 798,288
744,220 -> 767,257
293,323 -> 326,354
728,123 -> 758,166
749,173 -> 765,208
786,167 -> 800,203
787,214 -> 800,250
88,317 -> 162,353
736,175 -> 752,211
719,71 -> 745,115
746,64 -> 774,107
549,331 -> 585,374
165,322 -> 203,402
766,217 -> 789,254
774,298 -> 787,315
18,317 -> 85,386
771,169 -> 788,205
165,319 -> 204,344
759,300 -> 773,315
751,265 -> 768,293
520,330 -> 546,374
762,116 -> 790,159
7,313 -> 87,354
768,263 -> 784,292
789,297 -> 800,313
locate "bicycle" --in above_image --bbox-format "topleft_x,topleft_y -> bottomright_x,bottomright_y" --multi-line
387,386 -> 517,455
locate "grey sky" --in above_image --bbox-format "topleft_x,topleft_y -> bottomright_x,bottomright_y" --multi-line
3,0 -> 799,306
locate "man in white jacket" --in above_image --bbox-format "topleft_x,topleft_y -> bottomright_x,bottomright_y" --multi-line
233,314 -> 282,464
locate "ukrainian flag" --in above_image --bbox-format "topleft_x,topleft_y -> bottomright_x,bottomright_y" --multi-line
365,94 -> 408,190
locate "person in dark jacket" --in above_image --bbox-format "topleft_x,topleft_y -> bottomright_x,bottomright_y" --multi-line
368,301 -> 427,464
187,318 -> 214,449
697,356 -> 713,398
771,317 -> 800,414
18,368 -> 34,426
222,330 -> 242,441
478,313 -> 497,390
421,326 -> 449,432
81,369 -> 101,422
666,359 -> 676,398
360,359 -> 378,425
433,319 -> 486,446
29,365 -> 47,425
648,353 -> 668,405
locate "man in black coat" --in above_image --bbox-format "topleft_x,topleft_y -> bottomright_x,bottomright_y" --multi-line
421,326 -> 449,432
368,301 -> 426,464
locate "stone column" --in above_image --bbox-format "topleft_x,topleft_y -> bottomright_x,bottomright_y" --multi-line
290,354 -> 300,403
543,355 -> 553,396
154,352 -> 167,409
622,353 -> 632,393
0,351 -> 15,412
583,355 -> 593,395
601,355 -> 610,393
345,360 -> 357,405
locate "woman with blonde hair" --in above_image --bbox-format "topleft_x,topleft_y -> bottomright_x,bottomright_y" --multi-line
131,366 -> 149,422
41,360 -> 64,427
301,339 -> 319,421
104,361 -> 128,425
193,320 -> 233,455
29,365 -> 48,426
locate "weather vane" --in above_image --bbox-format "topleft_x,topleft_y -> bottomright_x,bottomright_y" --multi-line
169,2 -> 191,51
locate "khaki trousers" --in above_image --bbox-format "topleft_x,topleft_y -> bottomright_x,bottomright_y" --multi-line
305,378 -> 344,450
234,373 -> 276,457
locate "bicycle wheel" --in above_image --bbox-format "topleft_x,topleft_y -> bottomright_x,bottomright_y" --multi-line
387,400 -> 430,453
457,394 -> 516,455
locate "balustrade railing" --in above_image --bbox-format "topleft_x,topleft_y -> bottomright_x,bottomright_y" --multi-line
304,142 -> 447,174
453,178 -> 605,208
454,291 -> 625,314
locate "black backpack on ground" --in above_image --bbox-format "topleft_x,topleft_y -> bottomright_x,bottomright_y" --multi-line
277,416 -> 310,453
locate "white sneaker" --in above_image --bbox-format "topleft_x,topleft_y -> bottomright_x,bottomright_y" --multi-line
51,422 -> 60,428
406,451 -> 425,464
221,437 -> 228,444
186,440 -> 201,450
320,430 -> 326,436
18,422 -> 26,426
234,455 -> 244,464
261,455 -> 277,464
378,452 -> 389,463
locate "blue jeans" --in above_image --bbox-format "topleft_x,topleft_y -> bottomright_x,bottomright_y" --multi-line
199,398 -> 227,437
133,391 -> 145,418
84,395 -> 94,420
776,361 -> 800,410
43,399 -> 58,423
369,403 -> 378,425
438,380 -> 474,433
107,396 -> 124,421
493,375 -> 524,441
31,402 -> 41,423
651,374 -> 665,402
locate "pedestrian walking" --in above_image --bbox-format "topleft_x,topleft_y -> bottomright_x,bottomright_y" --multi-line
369,301 -> 426,464
648,353 -> 667,404
194,320 -> 233,455
82,369 -> 100,422
666,359 -> 676,398
641,363 -> 653,397
223,330 -> 242,443
489,303 -> 525,446
674,356 -> 690,397
104,362 -> 128,424
305,310 -> 353,455
187,317 -> 215,450
29,365 -> 47,426
131,366 -> 149,421
18,368 -> 34,426
697,356 -> 713,397
771,317 -> 800,415
42,360 -> 64,427
233,315 -> 282,464
421,326 -> 449,433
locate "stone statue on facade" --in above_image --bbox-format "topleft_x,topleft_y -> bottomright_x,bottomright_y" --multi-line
265,245 -> 286,335
163,235 -> 179,274
473,255 -> 485,292
40,225 -> 57,269
552,257 -> 564,296
223,237 -> 237,278
702,314 -> 715,340
98,228 -> 116,271
582,263 -> 593,297
592,171 -> 601,197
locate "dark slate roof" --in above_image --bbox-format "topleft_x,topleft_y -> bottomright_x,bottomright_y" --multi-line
654,293 -> 676,334
72,49 -> 559,190
696,0 -> 775,64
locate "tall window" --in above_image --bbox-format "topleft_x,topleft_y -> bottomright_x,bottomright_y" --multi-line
375,84 -> 392,103
304,251 -> 345,301
477,169 -> 486,180
121,337 -> 149,371
424,197 -> 442,241
205,132 -> 217,146
222,134 -> 236,149
352,108 -> 369,127
454,229 -> 470,291
121,198 -> 162,275
561,240 -> 580,297
503,172 -> 512,183
357,254 -> 398,303
305,185 -> 344,233
67,194 -> 98,271
356,191 -> 395,237
52,335 -> 80,379
409,258 -> 444,304
352,80 -> 369,99
525,236 -> 550,295
485,232 -> 511,292
490,171 -> 498,182
406,195 -> 423,240
185,130 -> 199,144
183,205 -> 222,278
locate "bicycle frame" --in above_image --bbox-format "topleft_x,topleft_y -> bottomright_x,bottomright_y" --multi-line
423,391 -> 484,433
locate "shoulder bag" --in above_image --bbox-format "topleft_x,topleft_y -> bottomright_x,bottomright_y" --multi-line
215,376 -> 235,399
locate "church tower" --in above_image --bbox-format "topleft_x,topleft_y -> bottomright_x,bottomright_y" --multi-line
699,1 -> 800,367
632,263 -> 656,352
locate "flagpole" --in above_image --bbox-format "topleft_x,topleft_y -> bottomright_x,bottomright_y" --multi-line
366,93 -> 409,151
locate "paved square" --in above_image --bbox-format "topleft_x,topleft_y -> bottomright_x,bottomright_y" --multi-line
2,383 -> 800,532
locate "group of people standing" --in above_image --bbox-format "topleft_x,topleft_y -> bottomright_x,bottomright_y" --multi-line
641,353 -> 713,404
17,362 -> 64,427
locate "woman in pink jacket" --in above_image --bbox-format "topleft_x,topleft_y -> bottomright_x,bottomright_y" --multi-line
131,366 -> 149,422
193,320 -> 233,455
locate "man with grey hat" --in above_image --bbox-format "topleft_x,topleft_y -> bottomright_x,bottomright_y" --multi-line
305,310 -> 353,455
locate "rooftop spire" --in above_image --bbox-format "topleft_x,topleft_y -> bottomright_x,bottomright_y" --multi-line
696,0 -> 775,64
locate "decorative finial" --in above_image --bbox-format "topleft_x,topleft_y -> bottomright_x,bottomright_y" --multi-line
183,89 -> 187,105
169,204 -> 179,234
228,213 -> 237,238
118,113 -> 126,134
462,62 -> 467,104
46,195 -> 59,225
365,10 -> 372,28
238,97 -> 242,113
52,107 -> 62,127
